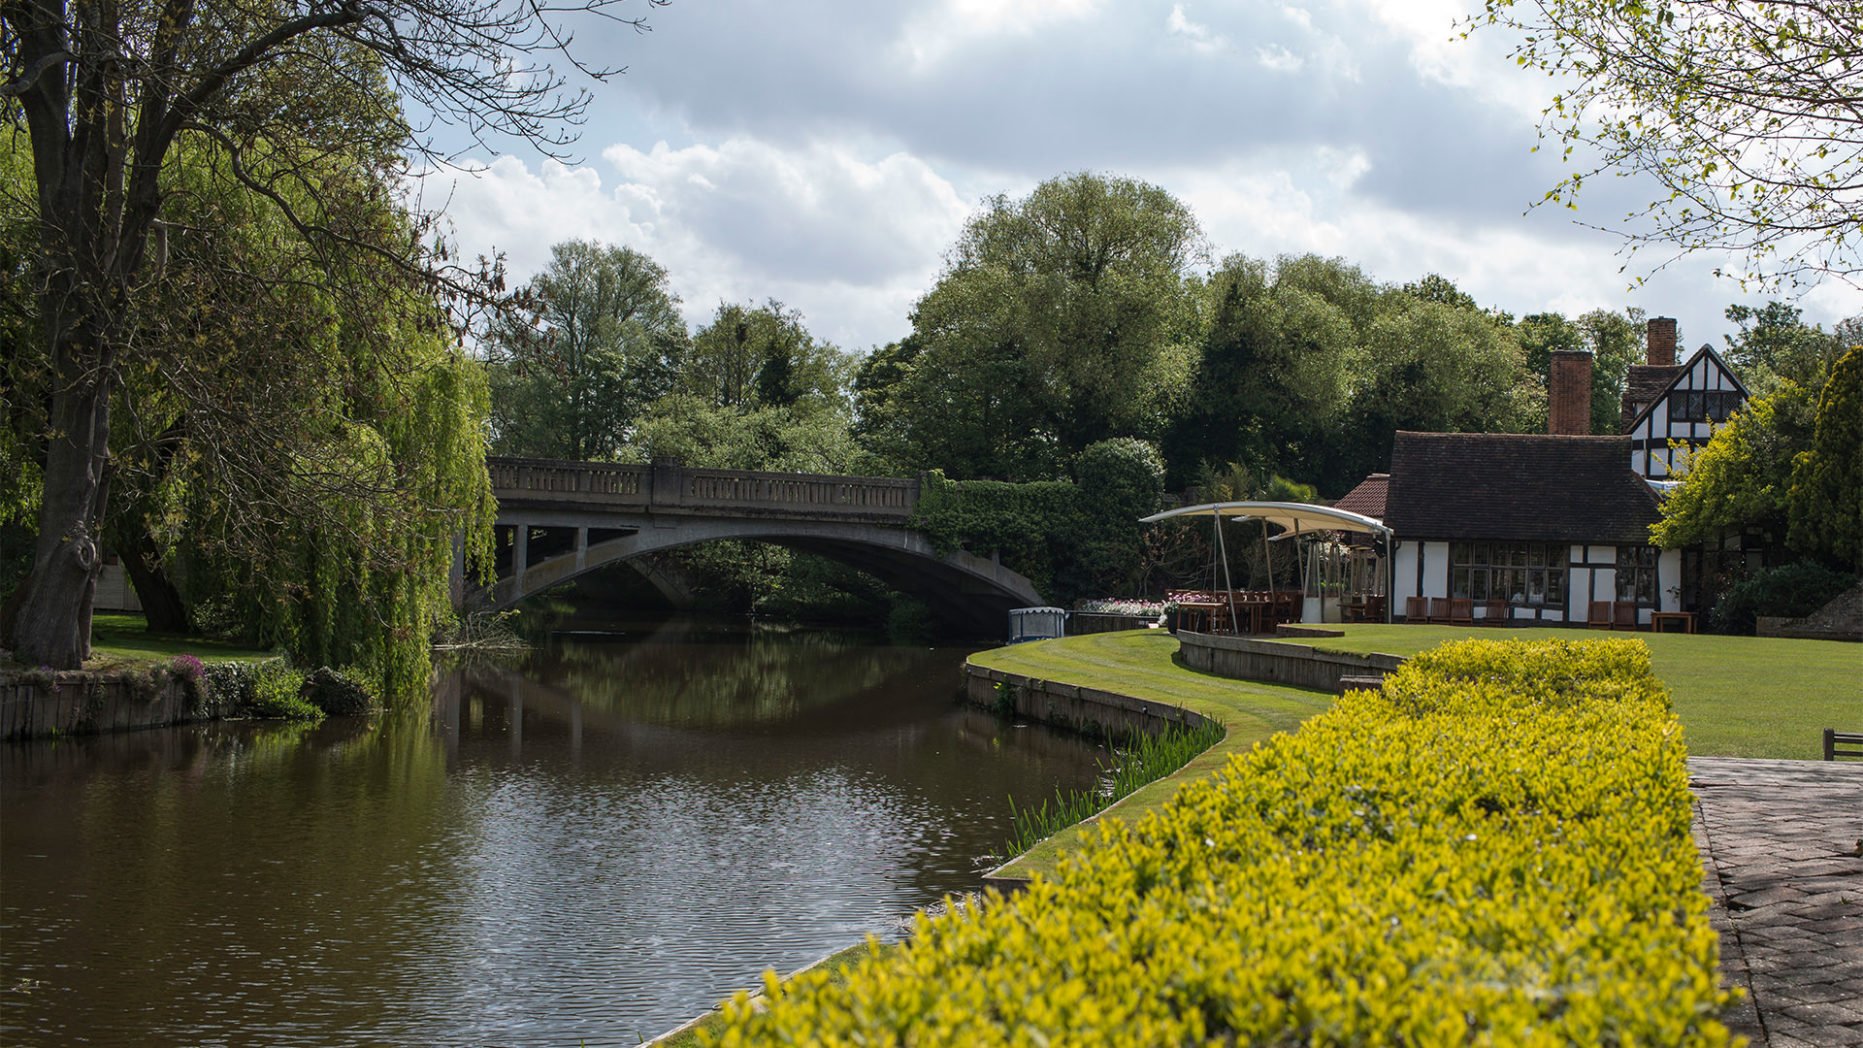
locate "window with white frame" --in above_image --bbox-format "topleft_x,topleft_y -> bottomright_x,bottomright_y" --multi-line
1450,542 -> 1567,607
1616,546 -> 1659,606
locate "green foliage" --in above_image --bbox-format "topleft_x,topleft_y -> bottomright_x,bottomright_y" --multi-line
911,443 -> 1163,603
1350,295 -> 1541,466
485,240 -> 687,460
1163,255 -> 1363,488
1724,302 -> 1851,395
703,638 -> 1732,1046
200,661 -> 321,722
870,173 -> 1202,479
1653,384 -> 1820,550
1469,0 -> 1863,286
302,666 -> 381,717
1709,561 -> 1857,635
911,471 -> 1083,597
1788,344 -> 1863,571
249,665 -> 320,722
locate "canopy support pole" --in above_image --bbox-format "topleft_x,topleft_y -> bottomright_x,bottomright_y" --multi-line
1260,524 -> 1272,593
1215,509 -> 1237,633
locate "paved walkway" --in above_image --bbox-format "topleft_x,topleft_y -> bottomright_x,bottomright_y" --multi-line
1691,757 -> 1863,1047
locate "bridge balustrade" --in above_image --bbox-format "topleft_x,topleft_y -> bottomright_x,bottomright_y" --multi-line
487,457 -> 917,519
489,458 -> 650,505
681,468 -> 917,518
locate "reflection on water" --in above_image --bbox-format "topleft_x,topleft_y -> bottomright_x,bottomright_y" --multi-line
0,620 -> 1107,1046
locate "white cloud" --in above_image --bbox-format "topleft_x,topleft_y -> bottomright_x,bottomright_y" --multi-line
1168,5 -> 1230,54
893,0 -> 1104,71
1256,44 -> 1304,73
419,137 -> 972,350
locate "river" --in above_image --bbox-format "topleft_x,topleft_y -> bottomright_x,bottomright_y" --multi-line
0,619 -> 1108,1046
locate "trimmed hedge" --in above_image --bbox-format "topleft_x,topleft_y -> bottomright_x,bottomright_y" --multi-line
702,638 -> 1734,1046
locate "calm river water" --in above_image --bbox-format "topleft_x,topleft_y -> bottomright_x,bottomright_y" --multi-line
0,620 -> 1107,1046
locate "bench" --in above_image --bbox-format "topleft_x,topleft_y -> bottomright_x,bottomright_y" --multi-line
1823,729 -> 1863,761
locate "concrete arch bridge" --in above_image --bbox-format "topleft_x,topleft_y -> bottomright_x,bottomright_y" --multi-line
463,457 -> 1043,633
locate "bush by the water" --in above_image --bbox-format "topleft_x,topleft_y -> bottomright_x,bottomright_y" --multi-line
202,661 -> 322,721
1711,561 -> 1856,634
302,666 -> 379,716
703,638 -> 1733,1046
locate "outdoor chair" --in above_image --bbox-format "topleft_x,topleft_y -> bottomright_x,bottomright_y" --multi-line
1479,599 -> 1506,625
1448,598 -> 1474,626
1428,597 -> 1455,624
1613,601 -> 1640,631
1587,600 -> 1613,629
1404,595 -> 1429,622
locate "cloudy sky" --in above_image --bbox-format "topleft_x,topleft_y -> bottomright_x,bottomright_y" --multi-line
420,0 -> 1860,354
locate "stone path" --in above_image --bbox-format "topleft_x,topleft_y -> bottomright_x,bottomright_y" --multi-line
1691,757 -> 1863,1046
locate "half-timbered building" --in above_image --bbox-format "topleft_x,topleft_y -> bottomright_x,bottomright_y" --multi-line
1381,431 -> 1678,625
1620,316 -> 1749,479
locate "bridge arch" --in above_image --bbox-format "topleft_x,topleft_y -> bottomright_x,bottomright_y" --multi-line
466,458 -> 1045,634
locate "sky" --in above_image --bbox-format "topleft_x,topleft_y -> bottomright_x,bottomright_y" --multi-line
416,0 -> 1861,355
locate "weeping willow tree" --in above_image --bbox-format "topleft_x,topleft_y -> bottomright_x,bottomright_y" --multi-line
3,78 -> 495,700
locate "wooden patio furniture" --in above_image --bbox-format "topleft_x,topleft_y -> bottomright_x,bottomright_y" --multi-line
1613,601 -> 1640,631
1428,597 -> 1455,624
1404,595 -> 1429,622
1447,598 -> 1475,626
1587,600 -> 1613,629
1479,599 -> 1506,625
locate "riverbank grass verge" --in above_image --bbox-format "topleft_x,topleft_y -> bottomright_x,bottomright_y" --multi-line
1267,623 -> 1858,759
971,630 -> 1335,880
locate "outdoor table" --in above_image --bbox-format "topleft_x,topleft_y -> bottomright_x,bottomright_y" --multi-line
1175,601 -> 1225,634
1650,611 -> 1697,634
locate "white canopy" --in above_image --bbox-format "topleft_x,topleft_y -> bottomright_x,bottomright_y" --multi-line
1139,500 -> 1391,539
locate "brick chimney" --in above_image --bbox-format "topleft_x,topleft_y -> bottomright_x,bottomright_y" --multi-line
1548,349 -> 1594,435
1646,316 -> 1677,367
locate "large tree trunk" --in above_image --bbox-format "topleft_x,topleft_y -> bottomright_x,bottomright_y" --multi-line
9,341 -> 113,669
118,527 -> 191,634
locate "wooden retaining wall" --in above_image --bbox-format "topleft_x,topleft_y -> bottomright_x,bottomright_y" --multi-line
0,672 -> 211,741
961,664 -> 1217,741
1175,633 -> 1405,693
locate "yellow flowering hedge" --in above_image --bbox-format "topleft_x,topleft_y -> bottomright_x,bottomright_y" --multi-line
703,639 -> 1735,1046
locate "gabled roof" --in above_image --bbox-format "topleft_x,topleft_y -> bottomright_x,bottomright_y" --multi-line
1384,431 -> 1661,545
1620,364 -> 1685,431
1622,343 -> 1751,434
1332,473 -> 1388,519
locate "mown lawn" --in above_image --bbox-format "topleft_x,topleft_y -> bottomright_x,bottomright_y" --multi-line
1270,624 -> 1861,760
84,612 -> 276,669
969,629 -> 1336,880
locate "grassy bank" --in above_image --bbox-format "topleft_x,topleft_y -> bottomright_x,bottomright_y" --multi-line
1268,624 -> 1859,759
970,630 -> 1335,879
85,613 -> 276,669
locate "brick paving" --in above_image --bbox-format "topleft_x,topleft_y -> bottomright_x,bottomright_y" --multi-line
1691,757 -> 1863,1047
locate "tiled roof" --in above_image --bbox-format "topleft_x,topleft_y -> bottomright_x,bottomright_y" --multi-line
1332,473 -> 1388,519
1385,431 -> 1661,545
1620,363 -> 1685,431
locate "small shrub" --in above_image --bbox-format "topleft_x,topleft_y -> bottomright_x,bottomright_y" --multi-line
1710,561 -> 1856,634
990,679 -> 1018,719
247,664 -> 321,722
169,653 -> 204,682
201,661 -> 259,716
302,666 -> 379,717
